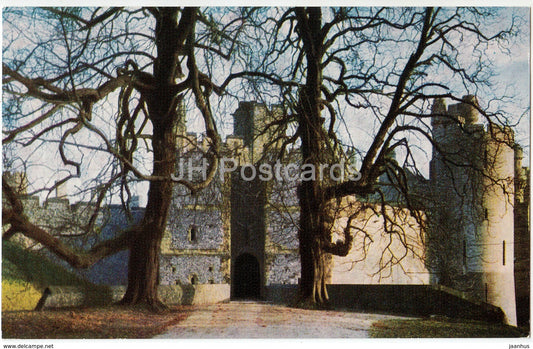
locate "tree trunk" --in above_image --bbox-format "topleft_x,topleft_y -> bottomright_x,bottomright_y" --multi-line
120,73 -> 179,308
296,30 -> 331,305
120,226 -> 164,308
120,117 -> 177,308
295,8 -> 331,306
298,166 -> 333,306
120,7 -> 188,310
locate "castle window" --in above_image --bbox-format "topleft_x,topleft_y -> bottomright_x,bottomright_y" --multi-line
189,274 -> 198,285
188,224 -> 198,243
208,266 -> 213,273
502,240 -> 506,266
462,240 -> 467,268
484,208 -> 489,220
171,265 -> 177,274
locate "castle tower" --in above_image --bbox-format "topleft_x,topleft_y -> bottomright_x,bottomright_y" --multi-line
481,124 -> 517,326
430,96 -> 517,325
232,101 -> 282,164
230,101 -> 270,299
230,101 -> 302,300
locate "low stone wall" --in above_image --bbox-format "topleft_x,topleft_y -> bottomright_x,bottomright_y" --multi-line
158,284 -> 231,305
38,284 -> 230,309
38,283 -> 504,324
35,286 -> 122,309
326,284 -> 504,323
265,284 -> 504,323
265,285 -> 298,305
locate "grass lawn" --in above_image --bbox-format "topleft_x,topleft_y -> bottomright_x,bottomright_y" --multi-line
2,240 -> 111,311
370,317 -> 528,338
2,240 -> 192,339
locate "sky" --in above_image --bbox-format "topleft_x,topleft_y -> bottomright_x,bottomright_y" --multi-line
2,6 -> 531,208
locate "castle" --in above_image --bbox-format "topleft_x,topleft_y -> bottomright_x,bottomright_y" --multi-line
159,97 -> 528,326
5,97 -> 529,326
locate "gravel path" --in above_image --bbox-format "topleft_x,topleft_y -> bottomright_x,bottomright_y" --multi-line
155,301 -> 410,338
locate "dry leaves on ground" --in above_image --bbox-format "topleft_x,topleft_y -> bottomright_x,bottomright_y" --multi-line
2,305 -> 193,339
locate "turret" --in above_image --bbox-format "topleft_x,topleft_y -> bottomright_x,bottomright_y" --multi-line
430,98 -> 448,127
481,124 -> 517,325
429,95 -> 517,325
232,101 -> 281,164
461,95 -> 480,125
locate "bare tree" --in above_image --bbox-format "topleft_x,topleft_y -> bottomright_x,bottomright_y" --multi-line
221,7 -> 526,305
2,7 -> 246,309
3,6 -> 526,310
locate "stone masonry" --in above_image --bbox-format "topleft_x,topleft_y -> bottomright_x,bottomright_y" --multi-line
4,98 -> 528,326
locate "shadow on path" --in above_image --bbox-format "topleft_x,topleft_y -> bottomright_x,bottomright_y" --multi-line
154,301 -> 411,338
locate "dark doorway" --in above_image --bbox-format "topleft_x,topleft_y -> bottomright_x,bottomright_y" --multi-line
233,253 -> 261,299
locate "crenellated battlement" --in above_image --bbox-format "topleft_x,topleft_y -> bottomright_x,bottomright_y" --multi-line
431,95 -> 480,126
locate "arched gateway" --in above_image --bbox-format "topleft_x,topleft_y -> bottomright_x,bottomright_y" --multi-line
232,253 -> 261,299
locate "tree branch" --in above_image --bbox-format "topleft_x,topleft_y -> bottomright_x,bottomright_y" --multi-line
2,177 -> 131,269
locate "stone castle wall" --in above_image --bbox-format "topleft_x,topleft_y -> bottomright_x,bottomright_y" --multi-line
330,201 -> 429,285
158,102 -> 431,295
4,101 -> 431,294
4,192 -> 139,286
5,99 -> 527,326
